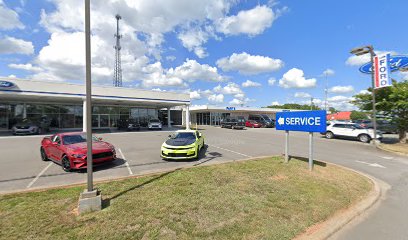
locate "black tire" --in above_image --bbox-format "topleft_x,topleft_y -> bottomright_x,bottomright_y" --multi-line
326,131 -> 334,139
40,147 -> 49,161
61,156 -> 72,172
358,134 -> 371,143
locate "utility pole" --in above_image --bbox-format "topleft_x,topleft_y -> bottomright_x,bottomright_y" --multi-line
113,14 -> 122,87
310,97 -> 314,110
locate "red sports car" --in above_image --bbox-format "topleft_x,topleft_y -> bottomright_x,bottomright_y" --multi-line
40,132 -> 116,172
245,120 -> 262,128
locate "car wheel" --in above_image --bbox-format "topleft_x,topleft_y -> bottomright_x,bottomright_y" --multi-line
358,134 -> 370,143
61,156 -> 72,172
326,131 -> 334,139
40,147 -> 49,161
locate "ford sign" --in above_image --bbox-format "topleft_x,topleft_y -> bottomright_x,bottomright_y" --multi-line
226,107 -> 236,111
359,55 -> 408,74
0,81 -> 15,88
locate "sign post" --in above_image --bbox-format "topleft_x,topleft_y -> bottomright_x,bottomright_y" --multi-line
309,132 -> 313,171
285,130 -> 289,163
276,110 -> 326,171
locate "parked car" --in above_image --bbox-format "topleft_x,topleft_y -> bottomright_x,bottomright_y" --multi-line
148,119 -> 162,130
353,119 -> 397,134
12,117 -> 50,135
221,116 -> 245,129
117,119 -> 140,131
245,120 -> 262,128
248,114 -> 275,127
40,132 -> 116,172
324,122 -> 382,143
161,130 -> 205,160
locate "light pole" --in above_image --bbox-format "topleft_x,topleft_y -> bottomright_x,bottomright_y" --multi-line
78,0 -> 102,214
350,45 -> 378,144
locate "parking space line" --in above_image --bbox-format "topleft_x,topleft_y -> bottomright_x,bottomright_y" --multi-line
207,144 -> 253,158
118,148 -> 133,175
26,162 -> 53,189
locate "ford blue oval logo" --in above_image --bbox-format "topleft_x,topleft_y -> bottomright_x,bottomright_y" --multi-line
0,81 -> 15,88
359,55 -> 408,74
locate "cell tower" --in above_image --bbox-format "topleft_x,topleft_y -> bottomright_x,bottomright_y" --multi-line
113,14 -> 122,87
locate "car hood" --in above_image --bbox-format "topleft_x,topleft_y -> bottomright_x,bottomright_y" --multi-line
66,141 -> 112,153
165,138 -> 196,146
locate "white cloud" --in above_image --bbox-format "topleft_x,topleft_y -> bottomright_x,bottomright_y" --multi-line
327,95 -> 356,111
217,5 -> 276,36
141,61 -> 185,88
217,52 -> 284,75
190,90 -> 202,100
271,101 -> 280,105
0,37 -> 33,55
8,63 -> 42,72
358,89 -> 370,95
234,93 -> 245,100
166,55 -> 176,61
345,50 -> 397,66
229,97 -> 255,106
294,92 -> 311,98
152,88 -> 166,92
168,59 -> 226,82
208,93 -> 224,103
242,79 -> 261,88
322,68 -> 335,76
213,82 -> 243,95
178,27 -> 212,58
328,85 -> 354,94
268,78 -> 276,86
279,68 -> 317,88
0,0 -> 24,30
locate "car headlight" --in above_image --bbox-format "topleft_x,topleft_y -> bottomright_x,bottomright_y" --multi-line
72,154 -> 86,158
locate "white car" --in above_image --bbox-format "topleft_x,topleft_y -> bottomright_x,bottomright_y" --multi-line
148,119 -> 162,130
325,122 -> 382,143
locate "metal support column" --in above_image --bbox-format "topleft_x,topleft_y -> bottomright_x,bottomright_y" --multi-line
185,105 -> 190,130
285,130 -> 289,163
167,108 -> 171,128
309,132 -> 313,171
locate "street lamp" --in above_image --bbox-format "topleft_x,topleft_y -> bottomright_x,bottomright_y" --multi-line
350,45 -> 378,144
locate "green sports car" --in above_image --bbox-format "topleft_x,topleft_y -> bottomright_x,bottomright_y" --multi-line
161,130 -> 205,160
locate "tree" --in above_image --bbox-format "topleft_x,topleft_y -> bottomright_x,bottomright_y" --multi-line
352,80 -> 408,143
328,107 -> 338,114
350,111 -> 369,120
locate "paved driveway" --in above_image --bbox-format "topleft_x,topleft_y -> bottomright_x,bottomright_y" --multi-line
0,126 -> 407,239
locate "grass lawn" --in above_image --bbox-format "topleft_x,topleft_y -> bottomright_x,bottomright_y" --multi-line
0,157 -> 372,240
380,143 -> 408,155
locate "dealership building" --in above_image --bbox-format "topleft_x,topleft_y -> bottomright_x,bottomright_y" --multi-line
185,105 -> 294,126
0,78 -> 190,132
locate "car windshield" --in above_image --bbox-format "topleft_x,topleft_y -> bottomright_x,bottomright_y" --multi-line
150,119 -> 160,123
62,134 -> 100,145
171,132 -> 196,139
261,115 -> 271,121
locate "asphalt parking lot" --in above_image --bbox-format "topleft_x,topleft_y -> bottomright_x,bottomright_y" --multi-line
0,126 -> 401,194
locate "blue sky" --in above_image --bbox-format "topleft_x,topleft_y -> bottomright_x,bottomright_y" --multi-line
0,0 -> 407,110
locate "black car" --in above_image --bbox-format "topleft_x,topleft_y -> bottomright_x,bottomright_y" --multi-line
221,116 -> 245,129
117,119 -> 141,131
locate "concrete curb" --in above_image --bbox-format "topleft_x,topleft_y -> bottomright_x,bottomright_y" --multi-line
377,144 -> 408,157
294,162 -> 384,240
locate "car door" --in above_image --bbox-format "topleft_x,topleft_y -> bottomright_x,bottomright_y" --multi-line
49,135 -> 63,161
331,124 -> 345,136
343,124 -> 356,137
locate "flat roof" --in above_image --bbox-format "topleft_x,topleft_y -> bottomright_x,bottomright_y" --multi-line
189,105 -> 300,113
0,78 -> 190,108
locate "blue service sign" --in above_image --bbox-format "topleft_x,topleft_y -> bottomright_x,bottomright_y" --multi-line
275,110 -> 327,133
359,55 -> 408,74
0,80 -> 15,88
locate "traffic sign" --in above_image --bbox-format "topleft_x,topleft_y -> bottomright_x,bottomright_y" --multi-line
275,110 -> 327,132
